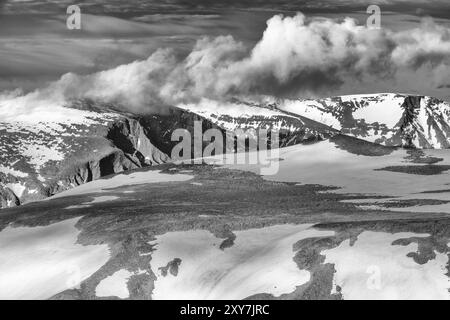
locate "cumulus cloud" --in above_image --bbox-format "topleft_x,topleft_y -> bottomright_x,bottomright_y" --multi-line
1,12 -> 450,117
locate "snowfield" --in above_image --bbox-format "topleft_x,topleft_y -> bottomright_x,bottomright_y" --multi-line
323,231 -> 450,300
177,98 -> 304,132
218,140 -> 450,212
0,103 -> 121,174
0,216 -> 448,300
0,217 -> 110,300
51,170 -> 194,199
149,224 -> 334,300
96,269 -> 135,299
178,98 -> 291,121
64,195 -> 120,209
279,93 -> 406,132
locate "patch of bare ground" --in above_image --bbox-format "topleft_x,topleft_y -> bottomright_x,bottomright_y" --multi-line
375,165 -> 450,175
359,199 -> 450,208
404,149 -> 444,164
329,134 -> 396,156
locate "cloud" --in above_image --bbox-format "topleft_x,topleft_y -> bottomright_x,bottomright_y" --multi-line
0,11 -> 267,93
3,0 -> 450,22
392,18 -> 450,67
1,12 -> 450,118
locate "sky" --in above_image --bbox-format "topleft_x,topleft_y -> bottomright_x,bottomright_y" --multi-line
0,0 -> 449,112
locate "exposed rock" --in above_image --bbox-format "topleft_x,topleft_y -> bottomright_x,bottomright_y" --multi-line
280,94 -> 450,148
0,186 -> 20,208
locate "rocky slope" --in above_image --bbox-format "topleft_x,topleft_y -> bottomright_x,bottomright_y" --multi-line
0,100 -> 169,208
0,99 -> 331,208
279,93 -> 450,148
177,98 -> 335,145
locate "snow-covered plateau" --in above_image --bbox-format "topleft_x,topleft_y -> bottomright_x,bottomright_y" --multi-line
0,93 -> 449,300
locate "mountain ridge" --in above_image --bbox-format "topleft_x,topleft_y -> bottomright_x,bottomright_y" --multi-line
1,93 -> 449,208
278,93 -> 450,149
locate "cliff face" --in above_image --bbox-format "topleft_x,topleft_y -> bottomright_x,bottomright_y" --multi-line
140,107 -> 333,158
0,187 -> 19,208
107,118 -> 169,166
278,94 -> 450,149
34,117 -> 176,204
398,96 -> 450,148
0,101 -> 333,208
0,107 -> 172,208
44,149 -> 140,197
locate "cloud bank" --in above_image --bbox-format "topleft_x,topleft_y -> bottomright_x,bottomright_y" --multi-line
1,12 -> 449,118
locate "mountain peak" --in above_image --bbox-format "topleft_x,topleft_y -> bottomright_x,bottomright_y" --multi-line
278,93 -> 450,149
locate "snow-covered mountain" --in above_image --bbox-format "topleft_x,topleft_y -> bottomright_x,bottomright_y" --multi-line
1,93 -> 449,208
0,98 -> 330,208
1,94 -> 450,300
0,100 -> 171,208
279,93 -> 450,148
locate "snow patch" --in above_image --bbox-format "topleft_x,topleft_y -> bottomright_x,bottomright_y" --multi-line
65,196 -> 119,209
323,231 -> 450,300
51,170 -> 193,199
221,140 -> 450,212
178,99 -> 290,119
21,144 -> 64,170
6,183 -> 26,198
0,165 -> 28,178
149,224 -> 334,300
0,217 -> 110,299
95,269 -> 133,299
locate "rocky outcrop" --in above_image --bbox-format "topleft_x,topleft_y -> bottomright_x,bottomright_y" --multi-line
139,107 -> 226,157
399,96 -> 423,148
107,118 -> 169,166
398,96 -> 450,149
0,113 -> 172,207
41,116 -> 175,199
281,94 -> 450,149
0,187 -> 19,208
0,108 -> 236,206
44,149 -> 141,197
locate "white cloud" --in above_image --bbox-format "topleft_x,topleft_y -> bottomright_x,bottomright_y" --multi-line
1,12 -> 449,117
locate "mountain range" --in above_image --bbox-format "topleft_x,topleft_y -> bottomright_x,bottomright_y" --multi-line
1,93 -> 449,208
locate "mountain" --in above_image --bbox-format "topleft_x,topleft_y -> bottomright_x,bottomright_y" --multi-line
279,93 -> 450,148
0,100 -> 167,208
0,98 -> 330,208
1,94 -> 450,300
1,93 -> 449,208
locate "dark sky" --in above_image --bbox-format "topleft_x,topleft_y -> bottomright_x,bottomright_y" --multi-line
0,0 -> 449,100
2,0 -> 450,17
